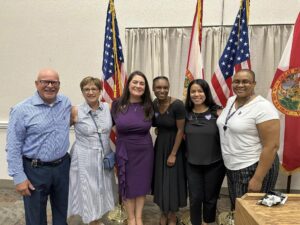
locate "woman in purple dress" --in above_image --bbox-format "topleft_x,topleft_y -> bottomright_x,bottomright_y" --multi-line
111,71 -> 154,225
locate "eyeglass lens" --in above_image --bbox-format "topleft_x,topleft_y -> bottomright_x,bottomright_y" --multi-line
39,80 -> 60,86
83,88 -> 99,93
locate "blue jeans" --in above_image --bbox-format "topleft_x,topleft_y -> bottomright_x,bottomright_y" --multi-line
23,154 -> 70,225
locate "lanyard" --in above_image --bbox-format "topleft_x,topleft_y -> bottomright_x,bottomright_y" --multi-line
89,111 -> 105,190
223,100 -> 245,131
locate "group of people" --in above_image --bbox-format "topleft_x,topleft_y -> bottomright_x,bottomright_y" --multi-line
6,68 -> 280,225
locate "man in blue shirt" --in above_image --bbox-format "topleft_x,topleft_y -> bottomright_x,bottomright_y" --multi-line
6,69 -> 71,225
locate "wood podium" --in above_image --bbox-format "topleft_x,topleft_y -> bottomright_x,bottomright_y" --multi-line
235,193 -> 300,225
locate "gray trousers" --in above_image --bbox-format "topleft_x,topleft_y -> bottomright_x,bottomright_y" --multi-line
226,154 -> 279,210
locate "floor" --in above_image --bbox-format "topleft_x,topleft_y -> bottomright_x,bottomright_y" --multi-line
0,187 -> 232,225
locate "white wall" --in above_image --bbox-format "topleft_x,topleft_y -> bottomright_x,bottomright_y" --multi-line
1,0 -> 300,189
1,0 -> 300,120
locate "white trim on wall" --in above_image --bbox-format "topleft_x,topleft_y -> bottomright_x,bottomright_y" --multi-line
0,122 -> 8,129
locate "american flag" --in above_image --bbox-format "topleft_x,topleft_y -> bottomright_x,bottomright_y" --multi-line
102,0 -> 126,146
211,0 -> 251,107
183,0 -> 204,97
102,0 -> 126,104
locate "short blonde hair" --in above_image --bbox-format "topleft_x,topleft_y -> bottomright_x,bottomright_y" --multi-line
80,76 -> 102,91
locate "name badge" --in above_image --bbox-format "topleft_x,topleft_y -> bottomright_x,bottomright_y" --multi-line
221,130 -> 229,146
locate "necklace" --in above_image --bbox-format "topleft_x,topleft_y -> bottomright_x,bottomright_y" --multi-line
223,96 -> 252,131
192,107 -> 209,120
192,112 -> 203,121
132,103 -> 140,112
193,106 -> 209,114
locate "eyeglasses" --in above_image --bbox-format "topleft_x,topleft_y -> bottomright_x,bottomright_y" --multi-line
232,80 -> 253,85
38,80 -> 60,87
82,88 -> 99,93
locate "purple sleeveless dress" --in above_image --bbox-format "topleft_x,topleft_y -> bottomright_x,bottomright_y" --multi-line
112,102 -> 154,199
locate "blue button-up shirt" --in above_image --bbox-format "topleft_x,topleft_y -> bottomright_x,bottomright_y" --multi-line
6,92 -> 71,185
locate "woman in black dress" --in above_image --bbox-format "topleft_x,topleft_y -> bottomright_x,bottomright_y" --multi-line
185,79 -> 225,225
152,76 -> 187,225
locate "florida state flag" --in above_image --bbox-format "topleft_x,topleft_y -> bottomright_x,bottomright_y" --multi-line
270,12 -> 300,173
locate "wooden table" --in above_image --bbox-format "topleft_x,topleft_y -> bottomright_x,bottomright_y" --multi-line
235,193 -> 300,225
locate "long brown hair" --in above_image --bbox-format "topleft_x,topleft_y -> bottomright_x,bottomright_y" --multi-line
112,71 -> 153,120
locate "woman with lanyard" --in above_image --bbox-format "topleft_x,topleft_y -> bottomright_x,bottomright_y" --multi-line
217,69 -> 280,210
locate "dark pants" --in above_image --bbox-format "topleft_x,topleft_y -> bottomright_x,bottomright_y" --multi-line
23,154 -> 70,225
187,160 -> 225,225
226,154 -> 279,210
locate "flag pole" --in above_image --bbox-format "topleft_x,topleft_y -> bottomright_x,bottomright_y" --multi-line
105,0 -> 127,223
110,0 -> 123,98
181,1 -> 203,224
287,175 -> 292,193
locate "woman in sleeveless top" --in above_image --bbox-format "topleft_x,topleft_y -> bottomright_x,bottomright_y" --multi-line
68,76 -> 116,225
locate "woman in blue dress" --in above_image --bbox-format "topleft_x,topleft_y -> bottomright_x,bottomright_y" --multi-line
68,76 -> 116,225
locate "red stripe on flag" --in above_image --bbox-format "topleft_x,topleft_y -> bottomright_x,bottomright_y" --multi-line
226,77 -> 233,97
235,64 -> 242,72
282,116 -> 300,171
211,74 -> 228,107
186,4 -> 199,70
290,13 -> 300,68
247,59 -> 251,70
103,80 -> 114,98
271,69 -> 284,88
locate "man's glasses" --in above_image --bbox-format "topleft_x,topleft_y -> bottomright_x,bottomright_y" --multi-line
232,80 -> 253,85
38,80 -> 60,87
82,88 -> 99,93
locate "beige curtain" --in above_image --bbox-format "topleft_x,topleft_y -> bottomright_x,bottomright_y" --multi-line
125,25 -> 293,99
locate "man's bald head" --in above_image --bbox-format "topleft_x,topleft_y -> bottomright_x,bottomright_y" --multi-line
37,69 -> 59,81
35,69 -> 60,104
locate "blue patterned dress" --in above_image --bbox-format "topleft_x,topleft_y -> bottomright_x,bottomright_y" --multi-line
68,102 -> 116,223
